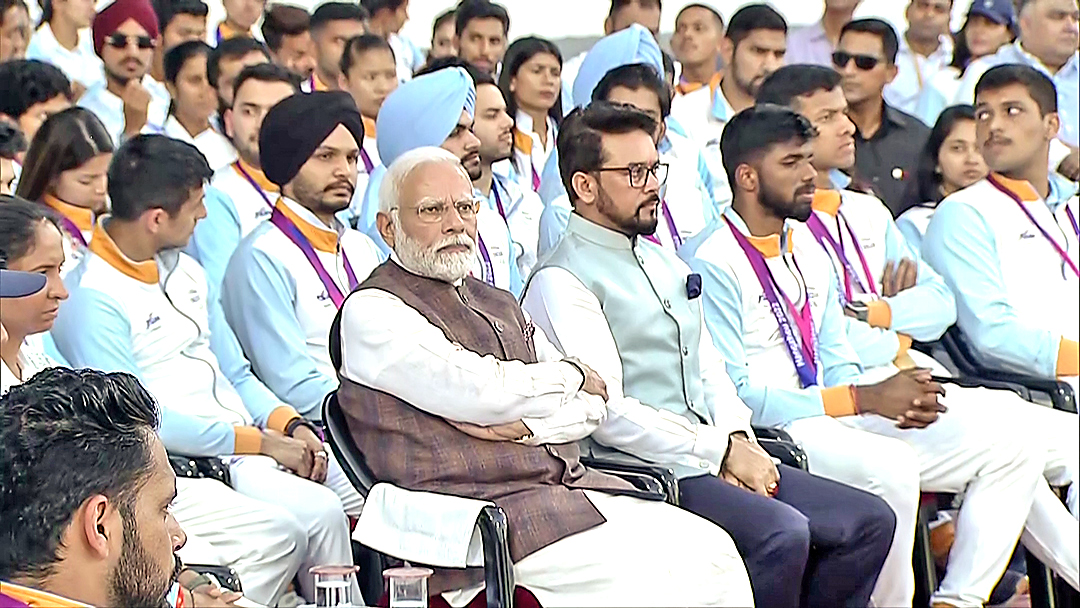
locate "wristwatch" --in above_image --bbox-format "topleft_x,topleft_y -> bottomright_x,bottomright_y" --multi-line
845,301 -> 870,323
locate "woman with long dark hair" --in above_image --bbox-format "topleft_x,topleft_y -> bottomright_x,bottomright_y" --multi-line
498,36 -> 563,194
897,104 -> 987,251
15,106 -> 112,275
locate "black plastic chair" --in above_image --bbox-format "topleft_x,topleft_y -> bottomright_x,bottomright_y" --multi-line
185,564 -> 244,594
753,426 -> 809,471
323,391 -> 677,608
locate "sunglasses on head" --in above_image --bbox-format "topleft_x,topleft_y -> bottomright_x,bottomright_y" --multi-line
105,33 -> 155,49
831,51 -> 882,71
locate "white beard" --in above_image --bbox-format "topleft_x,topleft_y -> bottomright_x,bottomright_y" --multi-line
393,221 -> 476,283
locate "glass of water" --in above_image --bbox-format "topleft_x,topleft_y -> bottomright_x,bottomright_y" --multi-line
383,567 -> 433,608
311,565 -> 360,607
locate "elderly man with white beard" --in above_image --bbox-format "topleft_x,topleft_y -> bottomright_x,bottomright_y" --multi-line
329,146 -> 755,607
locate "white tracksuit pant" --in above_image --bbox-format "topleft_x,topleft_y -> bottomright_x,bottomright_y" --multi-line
787,388 -> 1077,608
443,491 -> 755,608
172,453 -> 365,606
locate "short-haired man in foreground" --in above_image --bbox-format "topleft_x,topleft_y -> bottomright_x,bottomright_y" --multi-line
333,146 -> 754,607
0,368 -> 185,607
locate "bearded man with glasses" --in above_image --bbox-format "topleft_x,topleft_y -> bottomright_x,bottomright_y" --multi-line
77,0 -> 169,145
833,18 -> 932,215
520,100 -> 897,608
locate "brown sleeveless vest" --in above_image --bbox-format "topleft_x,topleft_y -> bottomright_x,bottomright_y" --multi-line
334,261 -> 634,572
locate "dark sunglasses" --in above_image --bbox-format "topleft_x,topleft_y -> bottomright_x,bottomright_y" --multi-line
106,33 -> 156,50
832,51 -> 882,71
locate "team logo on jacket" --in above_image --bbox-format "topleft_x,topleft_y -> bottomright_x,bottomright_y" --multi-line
146,312 -> 161,329
317,291 -> 331,303
1019,231 -> 1037,240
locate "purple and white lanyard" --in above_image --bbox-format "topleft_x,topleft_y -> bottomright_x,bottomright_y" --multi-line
729,223 -> 819,388
987,174 -> 1079,278
235,162 -> 275,209
643,199 -> 684,250
806,211 -> 877,305
359,147 -> 375,174
269,204 -> 359,309
475,231 -> 495,286
58,216 -> 89,248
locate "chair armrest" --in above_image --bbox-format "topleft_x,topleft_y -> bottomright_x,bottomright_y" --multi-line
758,438 -> 808,471
184,564 -> 243,594
580,457 -> 680,506
477,506 -> 514,608
752,425 -> 796,443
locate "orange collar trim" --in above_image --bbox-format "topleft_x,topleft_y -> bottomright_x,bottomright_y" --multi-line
745,228 -> 793,258
275,198 -> 338,253
89,220 -> 159,284
233,159 -> 278,193
217,20 -> 249,41
0,581 -> 93,607
311,73 -> 331,91
812,189 -> 842,216
990,172 -> 1041,202
42,194 -> 94,232
676,71 -> 721,96
513,128 -> 533,156
362,115 -> 377,139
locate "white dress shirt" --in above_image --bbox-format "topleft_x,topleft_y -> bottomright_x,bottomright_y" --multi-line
0,334 -> 58,394
77,78 -> 169,145
885,34 -> 954,116
160,115 -> 238,171
24,23 -> 104,90
337,271 -> 607,445
522,266 -> 752,476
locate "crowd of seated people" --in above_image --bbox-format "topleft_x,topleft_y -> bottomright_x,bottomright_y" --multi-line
1,0 -> 1077,607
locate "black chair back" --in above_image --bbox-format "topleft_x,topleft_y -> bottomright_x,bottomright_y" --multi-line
322,391 -> 377,497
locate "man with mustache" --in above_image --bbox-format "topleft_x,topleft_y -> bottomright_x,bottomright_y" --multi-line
683,65 -> 1079,608
190,63 -> 299,292
351,65 -> 521,294
222,90 -> 383,422
670,4 -> 787,150
0,369 -> 186,608
521,101 -> 895,608
333,144 -> 754,607
77,0 -> 169,146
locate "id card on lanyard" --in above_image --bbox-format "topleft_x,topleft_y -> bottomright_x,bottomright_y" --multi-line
729,223 -> 820,388
987,175 -> 1080,278
269,203 -> 360,308
806,210 -> 878,305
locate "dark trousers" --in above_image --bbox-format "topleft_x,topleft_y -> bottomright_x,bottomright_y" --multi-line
680,465 -> 895,608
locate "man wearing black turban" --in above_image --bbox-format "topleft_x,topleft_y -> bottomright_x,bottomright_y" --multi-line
219,90 -> 384,535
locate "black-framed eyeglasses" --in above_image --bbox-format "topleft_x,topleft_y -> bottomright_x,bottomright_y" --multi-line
106,33 -> 156,50
595,162 -> 669,189
832,51 -> 882,71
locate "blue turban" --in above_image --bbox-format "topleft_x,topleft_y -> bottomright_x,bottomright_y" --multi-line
571,24 -> 664,108
375,67 -> 477,166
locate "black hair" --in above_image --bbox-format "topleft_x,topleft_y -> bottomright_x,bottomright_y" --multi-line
0,195 -> 60,264
0,120 -> 26,160
840,18 -> 899,64
454,0 -> 509,36
902,104 -> 977,211
0,368 -> 161,581
725,4 -> 787,46
498,36 -> 563,138
360,0 -> 406,14
975,63 -> 1058,115
311,2 -> 368,31
557,101 -> 657,205
108,134 -> 212,220
164,39 -> 210,84
675,2 -> 724,28
661,50 -> 675,82
152,0 -> 208,33
609,0 -> 661,19
0,60 -> 71,121
261,3 -> 310,52
231,62 -> 301,105
593,62 -> 671,119
15,107 -> 113,204
415,55 -> 494,86
757,64 -> 842,108
340,33 -> 395,76
207,36 -> 269,90
720,104 -> 817,192
432,8 -> 455,38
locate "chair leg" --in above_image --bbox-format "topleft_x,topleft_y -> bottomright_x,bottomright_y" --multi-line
1027,549 -> 1058,608
478,506 -> 514,608
913,496 -> 939,608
